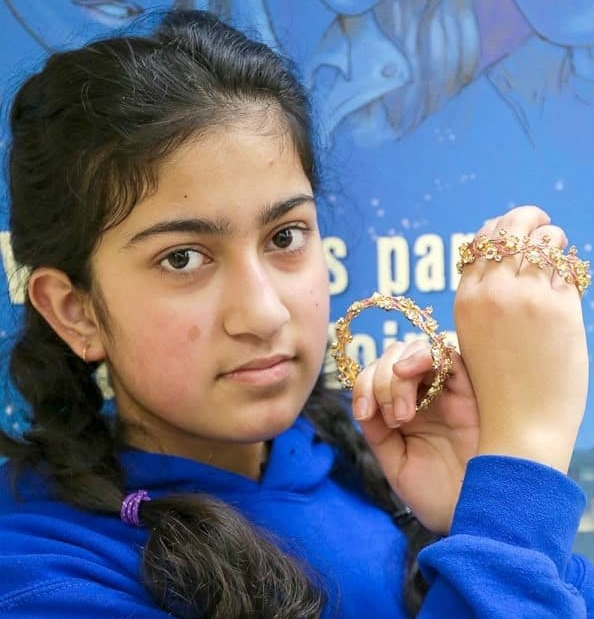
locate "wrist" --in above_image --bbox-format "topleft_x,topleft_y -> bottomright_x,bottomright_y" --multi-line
477,432 -> 576,474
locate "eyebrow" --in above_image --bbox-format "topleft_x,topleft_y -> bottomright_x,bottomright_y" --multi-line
125,193 -> 315,247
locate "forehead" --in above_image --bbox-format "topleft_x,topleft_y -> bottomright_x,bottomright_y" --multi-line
103,121 -> 312,242
164,114 -> 297,174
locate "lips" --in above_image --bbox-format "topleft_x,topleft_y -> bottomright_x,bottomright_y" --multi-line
219,354 -> 294,385
230,354 -> 293,372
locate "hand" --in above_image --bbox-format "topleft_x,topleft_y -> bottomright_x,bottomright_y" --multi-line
353,340 -> 479,534
454,205 -> 588,473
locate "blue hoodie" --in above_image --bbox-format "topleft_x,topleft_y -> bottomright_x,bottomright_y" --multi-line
0,416 -> 592,618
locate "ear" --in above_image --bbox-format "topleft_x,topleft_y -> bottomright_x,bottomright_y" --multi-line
28,267 -> 106,363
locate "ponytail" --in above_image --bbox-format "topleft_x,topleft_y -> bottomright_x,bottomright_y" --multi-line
141,494 -> 325,618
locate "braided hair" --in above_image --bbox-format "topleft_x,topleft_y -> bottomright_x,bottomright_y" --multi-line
2,10 -> 434,617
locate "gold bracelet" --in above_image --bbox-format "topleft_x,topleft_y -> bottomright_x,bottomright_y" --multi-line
331,292 -> 453,410
457,230 -> 591,295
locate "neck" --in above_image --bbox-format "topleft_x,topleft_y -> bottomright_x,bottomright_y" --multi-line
199,440 -> 270,480
124,423 -> 270,480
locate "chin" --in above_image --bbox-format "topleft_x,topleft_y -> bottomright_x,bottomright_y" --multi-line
240,408 -> 301,443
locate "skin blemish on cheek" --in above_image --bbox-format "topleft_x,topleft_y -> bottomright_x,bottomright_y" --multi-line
188,325 -> 201,341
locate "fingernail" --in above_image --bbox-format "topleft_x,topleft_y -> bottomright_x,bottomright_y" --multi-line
394,354 -> 415,368
393,396 -> 409,423
381,402 -> 400,428
353,396 -> 370,420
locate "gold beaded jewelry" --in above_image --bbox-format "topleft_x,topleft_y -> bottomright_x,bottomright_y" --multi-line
331,292 -> 454,410
457,230 -> 591,295
332,232 -> 589,408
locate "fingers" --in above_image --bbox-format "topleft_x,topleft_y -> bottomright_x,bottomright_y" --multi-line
394,344 -> 474,402
352,341 -> 406,427
518,223 -> 569,289
470,206 -> 551,281
490,204 -> 551,234
352,340 -> 434,428
474,205 -> 550,241
458,205 -> 576,293
472,216 -> 499,240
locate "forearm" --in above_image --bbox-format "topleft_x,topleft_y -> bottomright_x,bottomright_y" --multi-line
417,455 -> 591,617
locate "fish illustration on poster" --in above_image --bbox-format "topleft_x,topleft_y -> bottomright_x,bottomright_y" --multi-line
1,0 -> 594,550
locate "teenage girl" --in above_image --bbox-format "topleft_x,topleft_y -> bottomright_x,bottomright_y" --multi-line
0,9 -> 592,618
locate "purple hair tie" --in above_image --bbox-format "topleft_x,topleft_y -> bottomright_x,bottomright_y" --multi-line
120,489 -> 151,527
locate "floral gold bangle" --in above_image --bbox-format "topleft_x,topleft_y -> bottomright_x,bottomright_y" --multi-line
457,230 -> 591,296
331,292 -> 453,410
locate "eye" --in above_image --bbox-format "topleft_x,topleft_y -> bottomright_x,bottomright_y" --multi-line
159,249 -> 204,273
269,226 -> 308,252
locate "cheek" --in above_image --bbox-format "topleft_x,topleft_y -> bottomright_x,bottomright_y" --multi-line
310,256 -> 331,313
301,262 -> 331,342
308,283 -> 330,320
187,325 -> 201,341
106,302 -> 216,406
108,295 -> 213,358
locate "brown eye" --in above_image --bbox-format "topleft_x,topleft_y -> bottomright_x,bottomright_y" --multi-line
160,249 -> 203,273
168,250 -> 191,269
266,226 -> 309,253
273,228 -> 294,249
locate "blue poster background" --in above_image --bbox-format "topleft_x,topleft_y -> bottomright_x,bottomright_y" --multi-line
1,1 -> 594,552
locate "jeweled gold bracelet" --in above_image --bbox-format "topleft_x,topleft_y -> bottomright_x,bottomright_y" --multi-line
457,230 -> 591,295
332,232 -> 591,409
331,292 -> 453,410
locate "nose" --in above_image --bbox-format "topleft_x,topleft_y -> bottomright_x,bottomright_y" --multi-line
222,258 -> 290,340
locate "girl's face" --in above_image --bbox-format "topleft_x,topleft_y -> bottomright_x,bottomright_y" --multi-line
88,121 -> 330,468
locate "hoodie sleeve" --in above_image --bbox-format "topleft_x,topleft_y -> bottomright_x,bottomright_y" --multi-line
417,455 -> 594,618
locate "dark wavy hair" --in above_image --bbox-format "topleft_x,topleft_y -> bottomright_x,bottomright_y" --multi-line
1,9 -> 434,617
